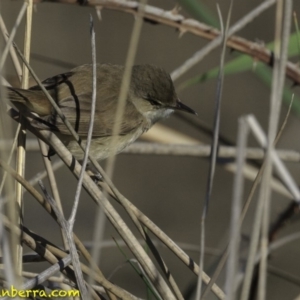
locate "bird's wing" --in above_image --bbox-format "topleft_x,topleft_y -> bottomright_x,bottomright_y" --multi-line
10,64 -> 147,137
49,93 -> 147,137
29,72 -> 74,91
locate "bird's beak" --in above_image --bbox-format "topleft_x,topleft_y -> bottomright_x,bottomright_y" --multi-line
175,99 -> 197,115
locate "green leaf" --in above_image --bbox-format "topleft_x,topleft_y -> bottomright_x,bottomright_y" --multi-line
255,65 -> 300,116
181,31 -> 300,89
178,55 -> 254,91
179,31 -> 300,115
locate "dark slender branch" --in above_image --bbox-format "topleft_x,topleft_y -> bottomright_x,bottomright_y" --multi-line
29,0 -> 300,85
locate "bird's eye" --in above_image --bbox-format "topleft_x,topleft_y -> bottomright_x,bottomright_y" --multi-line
146,97 -> 160,106
149,99 -> 158,106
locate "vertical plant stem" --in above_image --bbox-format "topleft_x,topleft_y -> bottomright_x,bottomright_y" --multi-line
68,15 -> 97,231
225,117 -> 249,300
258,1 -> 292,299
196,3 -> 232,298
0,2 -> 27,70
0,77 -> 16,289
91,0 -> 146,265
15,0 -> 33,281
0,2 -> 28,288
0,15 -> 22,82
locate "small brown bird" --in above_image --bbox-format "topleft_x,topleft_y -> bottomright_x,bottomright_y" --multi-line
7,64 -> 196,160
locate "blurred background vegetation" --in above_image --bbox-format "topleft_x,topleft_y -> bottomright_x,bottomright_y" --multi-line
1,0 -> 300,299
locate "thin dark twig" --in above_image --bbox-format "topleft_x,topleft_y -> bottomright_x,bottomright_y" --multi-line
28,0 -> 300,86
270,202 -> 300,242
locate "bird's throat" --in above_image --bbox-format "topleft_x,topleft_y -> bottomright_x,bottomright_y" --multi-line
143,108 -> 174,124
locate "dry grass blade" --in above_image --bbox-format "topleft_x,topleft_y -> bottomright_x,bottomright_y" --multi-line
10,22 -> 172,298
89,1 -> 183,298
11,119 -> 177,299
0,18 -> 64,245
144,124 -> 293,198
38,181 -> 88,299
257,2 -> 293,299
0,126 -> 20,195
0,137 -> 16,290
239,3 -> 293,298
69,15 -> 97,230
105,0 -> 146,178
2,105 -> 223,299
196,3 -> 231,299
3,115 -> 225,298
237,232 -> 300,291
1,215 -> 71,279
3,1 -> 299,299
27,0 -> 300,86
26,159 -> 63,188
172,0 -> 277,81
225,117 -> 249,300
3,220 -> 104,299
38,141 -> 67,247
0,2 -> 27,70
3,138 -> 300,162
96,180 -> 225,299
0,0 -> 33,287
122,143 -> 300,162
202,93 -> 295,299
21,271 -> 106,294
15,0 -> 33,280
22,256 -> 72,290
89,0 -> 149,290
247,115 -> 300,201
0,12 -> 67,254
0,15 -> 22,81
0,158 -> 137,300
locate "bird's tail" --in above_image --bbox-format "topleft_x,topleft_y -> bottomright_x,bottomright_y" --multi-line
7,86 -> 52,116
